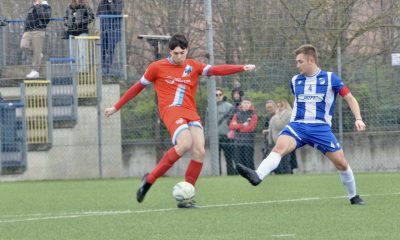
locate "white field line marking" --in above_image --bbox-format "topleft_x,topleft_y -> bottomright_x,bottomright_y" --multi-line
271,234 -> 296,238
0,192 -> 399,224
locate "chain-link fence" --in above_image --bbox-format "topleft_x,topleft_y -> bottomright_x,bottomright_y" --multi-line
0,18 -> 68,77
118,0 -> 400,176
0,0 -> 399,180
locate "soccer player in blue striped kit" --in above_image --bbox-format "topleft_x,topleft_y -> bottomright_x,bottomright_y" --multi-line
237,44 -> 366,205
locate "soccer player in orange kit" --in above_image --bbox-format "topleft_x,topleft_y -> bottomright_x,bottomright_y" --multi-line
104,34 -> 255,208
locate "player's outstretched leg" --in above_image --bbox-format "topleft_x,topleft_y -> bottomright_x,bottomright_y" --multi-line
350,195 -> 365,205
136,173 -> 152,203
236,163 -> 261,186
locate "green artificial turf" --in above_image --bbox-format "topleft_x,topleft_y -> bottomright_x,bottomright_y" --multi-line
0,172 -> 399,240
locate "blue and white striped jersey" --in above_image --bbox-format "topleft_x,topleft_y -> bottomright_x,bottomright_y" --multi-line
290,69 -> 344,126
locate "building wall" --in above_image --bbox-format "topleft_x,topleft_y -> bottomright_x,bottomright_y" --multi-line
122,131 -> 400,177
0,84 -> 123,181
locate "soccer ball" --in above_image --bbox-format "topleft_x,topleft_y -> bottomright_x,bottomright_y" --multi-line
172,181 -> 195,202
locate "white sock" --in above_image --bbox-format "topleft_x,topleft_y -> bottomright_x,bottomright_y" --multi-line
256,152 -> 282,180
339,165 -> 357,199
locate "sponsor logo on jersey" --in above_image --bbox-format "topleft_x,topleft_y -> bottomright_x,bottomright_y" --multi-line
165,77 -> 175,84
318,78 -> 326,85
175,118 -> 184,125
297,93 -> 324,102
297,80 -> 302,85
165,76 -> 191,84
182,65 -> 193,77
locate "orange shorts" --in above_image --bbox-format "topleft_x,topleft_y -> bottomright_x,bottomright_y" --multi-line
161,106 -> 203,144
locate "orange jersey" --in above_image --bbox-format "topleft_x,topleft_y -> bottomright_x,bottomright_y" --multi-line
140,57 -> 211,119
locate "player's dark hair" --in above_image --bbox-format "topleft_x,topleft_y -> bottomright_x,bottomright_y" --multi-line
169,34 -> 188,50
295,44 -> 318,63
231,88 -> 244,98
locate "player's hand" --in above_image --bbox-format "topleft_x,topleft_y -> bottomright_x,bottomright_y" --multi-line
104,107 -> 117,118
243,65 -> 256,71
355,119 -> 366,132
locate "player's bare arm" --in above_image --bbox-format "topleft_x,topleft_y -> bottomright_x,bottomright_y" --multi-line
343,93 -> 366,132
207,64 -> 256,76
104,81 -> 146,118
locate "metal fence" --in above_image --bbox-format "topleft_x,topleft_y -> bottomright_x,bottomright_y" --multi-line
0,101 -> 27,174
73,36 -> 101,99
46,58 -> 78,127
21,80 -> 53,150
0,18 -> 68,66
96,15 -> 127,79
117,0 -> 400,175
0,15 -> 127,80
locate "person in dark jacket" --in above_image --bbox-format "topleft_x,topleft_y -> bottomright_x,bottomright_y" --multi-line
64,0 -> 94,73
20,0 -> 51,78
229,96 -> 258,170
64,0 -> 94,37
231,87 -> 244,112
97,0 -> 124,75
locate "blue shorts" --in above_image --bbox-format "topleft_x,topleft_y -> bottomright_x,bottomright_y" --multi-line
281,122 -> 341,154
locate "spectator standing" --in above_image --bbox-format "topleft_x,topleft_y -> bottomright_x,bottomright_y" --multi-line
64,0 -> 94,73
231,87 -> 244,112
20,0 -> 51,78
269,99 -> 295,174
97,0 -> 124,75
229,97 -> 258,170
278,99 -> 299,172
216,87 -> 235,175
261,100 -> 277,159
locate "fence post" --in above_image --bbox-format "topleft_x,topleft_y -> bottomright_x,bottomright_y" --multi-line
337,44 -> 343,144
96,37 -> 103,178
204,0 -> 219,176
0,26 -> 5,69
121,15 -> 127,80
0,106 -> 2,174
